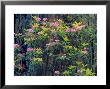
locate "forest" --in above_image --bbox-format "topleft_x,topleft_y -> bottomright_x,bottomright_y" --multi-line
14,14 -> 97,76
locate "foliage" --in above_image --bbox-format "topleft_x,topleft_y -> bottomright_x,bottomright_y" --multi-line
14,14 -> 97,76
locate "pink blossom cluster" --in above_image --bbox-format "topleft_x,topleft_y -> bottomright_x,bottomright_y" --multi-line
83,47 -> 88,51
18,63 -> 25,70
35,17 -> 48,22
65,28 -> 76,32
14,44 -> 19,48
82,47 -> 88,54
65,25 -> 86,32
27,48 -> 34,52
43,18 -> 48,21
28,29 -> 34,32
35,17 -> 41,21
50,22 -> 59,27
75,25 -> 86,31
54,70 -> 60,75
18,53 -> 24,57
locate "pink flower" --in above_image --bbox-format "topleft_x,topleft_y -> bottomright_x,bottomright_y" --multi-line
51,22 -> 59,27
14,44 -> 19,48
65,25 -> 86,33
37,31 -> 43,35
55,40 -> 60,42
18,63 -> 25,70
70,29 -> 77,32
28,29 -> 34,32
77,69 -> 83,73
18,53 -> 24,57
82,47 -> 88,54
46,43 -> 51,46
27,48 -> 34,52
65,29 -> 70,32
54,22 -> 59,27
43,18 -> 48,21
54,70 -> 60,75
83,47 -> 88,51
37,32 -> 40,35
35,17 -> 41,21
76,25 -> 86,31
65,28 -> 76,32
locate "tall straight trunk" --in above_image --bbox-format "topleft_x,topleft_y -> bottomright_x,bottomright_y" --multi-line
45,58 -> 48,75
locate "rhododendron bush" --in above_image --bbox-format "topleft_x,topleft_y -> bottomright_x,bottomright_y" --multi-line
14,14 -> 97,76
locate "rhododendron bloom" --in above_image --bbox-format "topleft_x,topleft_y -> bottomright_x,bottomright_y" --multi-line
71,29 -> 77,32
83,47 -> 88,51
51,22 -> 59,27
55,40 -> 60,42
18,53 -> 24,57
14,44 -> 19,48
76,25 -> 86,31
27,48 -> 34,52
18,63 -> 25,70
54,71 -> 60,75
37,31 -> 43,35
46,43 -> 50,46
82,47 -> 88,54
77,69 -> 83,73
28,29 -> 34,32
35,17 -> 41,21
65,28 -> 76,32
43,18 -> 48,21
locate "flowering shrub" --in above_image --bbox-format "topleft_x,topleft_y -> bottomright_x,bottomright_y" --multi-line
14,14 -> 97,76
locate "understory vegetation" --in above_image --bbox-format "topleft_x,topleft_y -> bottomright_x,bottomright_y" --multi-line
14,14 -> 97,76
